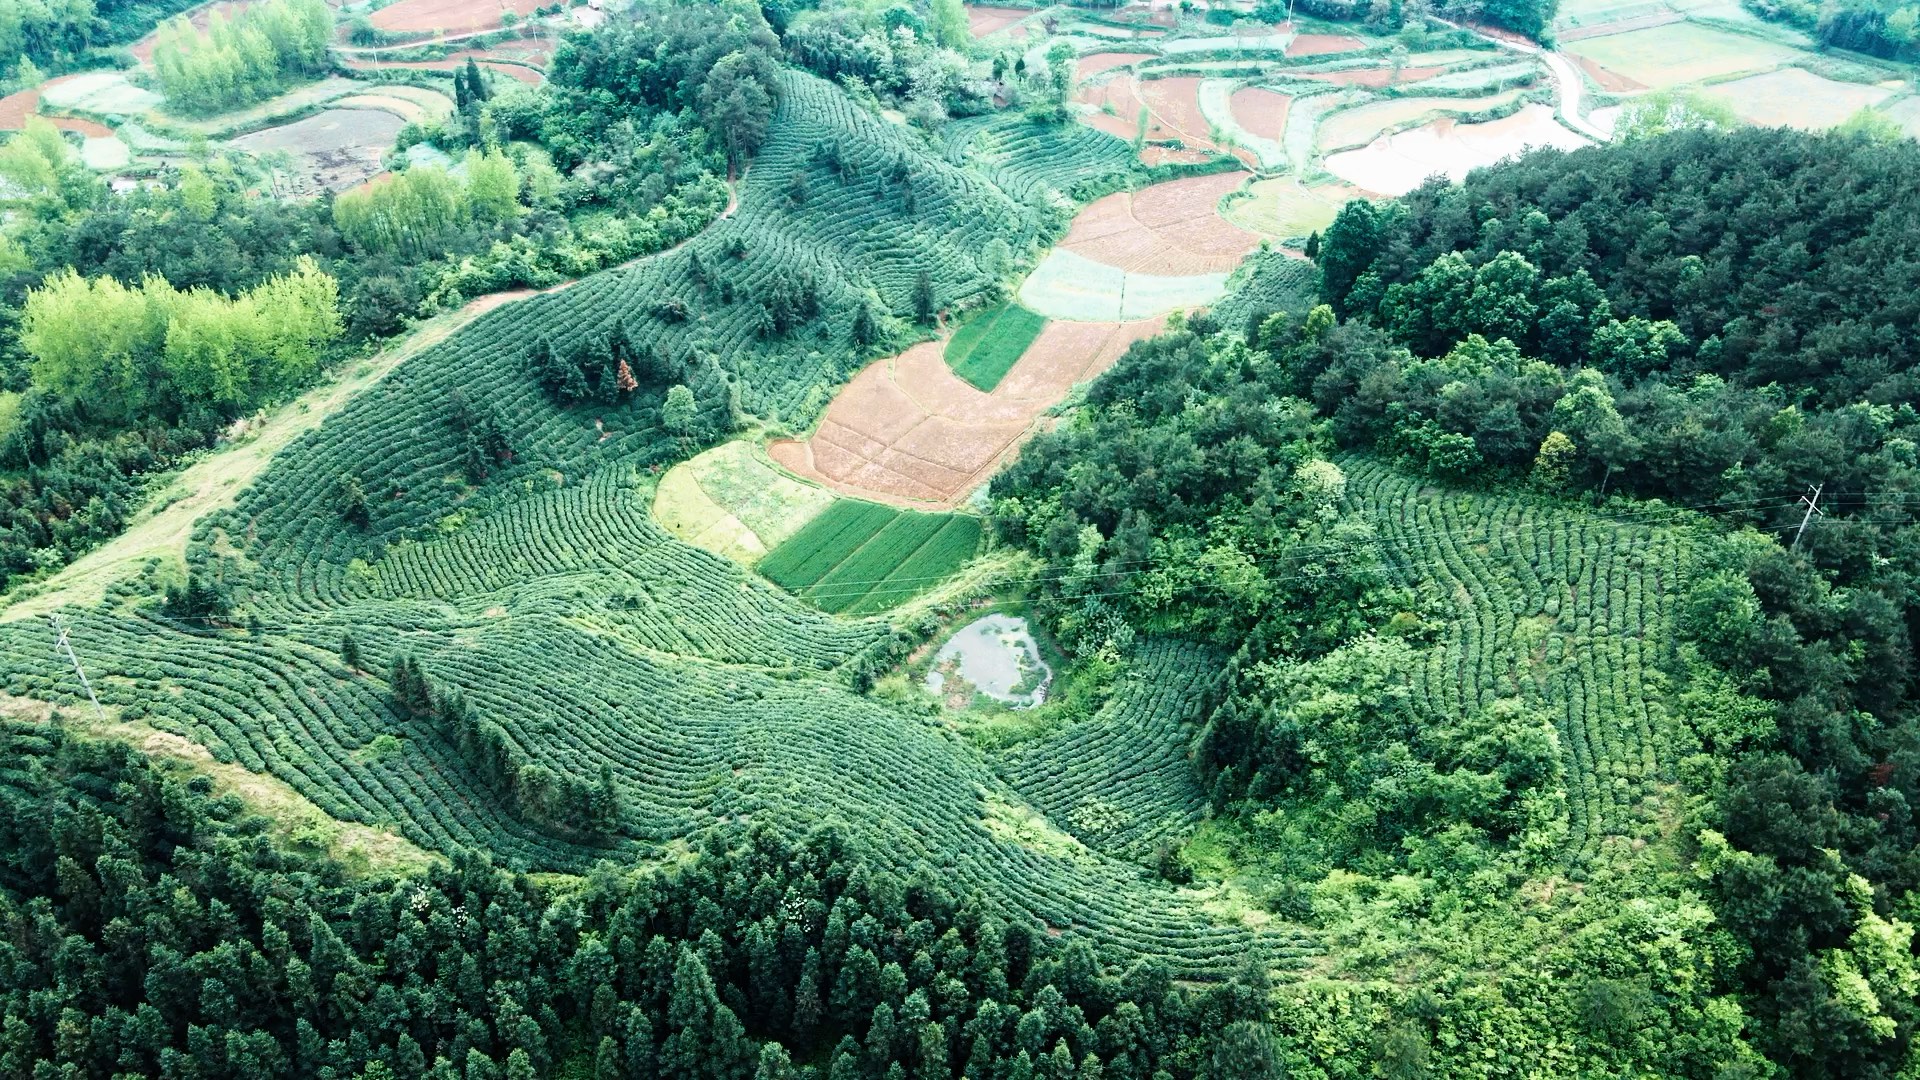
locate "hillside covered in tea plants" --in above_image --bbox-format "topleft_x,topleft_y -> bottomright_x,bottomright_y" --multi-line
5,1 -> 1920,1078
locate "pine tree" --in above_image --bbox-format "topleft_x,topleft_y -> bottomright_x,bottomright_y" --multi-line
852,296 -> 880,348
340,476 -> 369,527
465,56 -> 490,102
913,268 -> 936,324
559,350 -> 591,403
340,633 -> 361,674
528,336 -> 564,390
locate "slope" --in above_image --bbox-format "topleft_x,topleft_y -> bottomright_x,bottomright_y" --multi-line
0,74 -> 1313,980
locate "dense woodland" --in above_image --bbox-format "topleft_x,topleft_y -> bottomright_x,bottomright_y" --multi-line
0,3 -> 789,595
1742,0 -> 1920,59
0,721 -> 1280,1079
0,0 -> 199,77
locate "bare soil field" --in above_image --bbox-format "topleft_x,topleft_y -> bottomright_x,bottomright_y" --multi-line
1325,103 -> 1589,196
0,80 -> 114,136
1080,74 -> 1162,138
1057,170 -> 1257,275
1229,86 -> 1290,142
769,318 -> 1166,507
1288,32 -> 1367,56
1076,51 -> 1156,79
230,108 -> 404,193
1139,76 -> 1212,142
1137,75 -> 1257,164
372,0 -> 541,36
967,4 -> 1031,36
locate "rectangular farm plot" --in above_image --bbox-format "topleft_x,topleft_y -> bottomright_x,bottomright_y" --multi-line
757,500 -> 897,589
759,501 -> 982,613
946,303 -> 1049,392
1564,23 -> 1801,88
1700,68 -> 1892,129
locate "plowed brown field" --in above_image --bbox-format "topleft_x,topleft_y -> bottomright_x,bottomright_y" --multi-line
769,318 -> 1166,506
1057,170 -> 1256,275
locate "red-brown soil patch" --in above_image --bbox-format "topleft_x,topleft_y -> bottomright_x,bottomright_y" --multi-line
1288,32 -> 1366,56
0,80 -> 114,136
1135,75 -> 1258,165
967,4 -> 1031,36
1229,86 -> 1290,141
372,0 -> 541,36
1573,53 -> 1646,91
768,318 -> 1167,507
1076,51 -> 1155,80
1139,75 -> 1211,141
1059,170 -> 1258,275
1081,110 -> 1141,141
1297,64 -> 1446,87
1079,73 -> 1162,140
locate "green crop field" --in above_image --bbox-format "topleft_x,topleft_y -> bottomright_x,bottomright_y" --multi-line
944,301 -> 1048,391
759,500 -> 983,613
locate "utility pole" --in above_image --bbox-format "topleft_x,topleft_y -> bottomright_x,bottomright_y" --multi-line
1791,483 -> 1823,552
50,614 -> 105,721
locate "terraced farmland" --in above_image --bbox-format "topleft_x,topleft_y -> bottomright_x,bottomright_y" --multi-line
997,639 -> 1221,860
0,63 -> 1325,981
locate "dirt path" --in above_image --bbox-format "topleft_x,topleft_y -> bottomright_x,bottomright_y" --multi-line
0,691 -> 436,873
0,289 -> 533,622
1435,18 -> 1610,140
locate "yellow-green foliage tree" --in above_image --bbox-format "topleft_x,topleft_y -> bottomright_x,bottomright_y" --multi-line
22,256 -> 341,419
150,0 -> 332,114
0,117 -> 98,215
333,154 -> 524,256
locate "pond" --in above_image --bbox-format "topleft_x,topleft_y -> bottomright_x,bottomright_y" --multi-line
924,614 -> 1052,708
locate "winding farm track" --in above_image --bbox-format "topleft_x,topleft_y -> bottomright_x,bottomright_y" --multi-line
1437,17 -> 1610,141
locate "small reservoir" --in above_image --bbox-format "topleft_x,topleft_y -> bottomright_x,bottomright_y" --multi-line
924,614 -> 1052,708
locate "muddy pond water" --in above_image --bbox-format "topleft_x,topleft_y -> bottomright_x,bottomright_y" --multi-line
924,614 -> 1052,708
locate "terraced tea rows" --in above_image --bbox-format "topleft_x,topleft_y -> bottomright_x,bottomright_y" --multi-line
996,639 -> 1220,860
1342,458 -> 1694,860
0,69 -> 1320,978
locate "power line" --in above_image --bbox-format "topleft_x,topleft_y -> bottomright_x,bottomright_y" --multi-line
49,614 -> 106,721
1791,483 -> 1823,551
